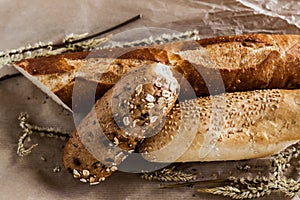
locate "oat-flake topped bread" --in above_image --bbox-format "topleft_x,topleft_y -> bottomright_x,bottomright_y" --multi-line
62,62 -> 180,184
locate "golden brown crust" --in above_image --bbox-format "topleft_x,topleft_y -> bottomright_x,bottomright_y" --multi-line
14,34 -> 300,111
15,51 -> 89,75
196,34 -> 271,47
139,89 -> 300,163
15,34 -> 300,72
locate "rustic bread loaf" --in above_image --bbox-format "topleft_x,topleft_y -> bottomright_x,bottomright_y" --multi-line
62,63 -> 180,184
14,34 -> 300,112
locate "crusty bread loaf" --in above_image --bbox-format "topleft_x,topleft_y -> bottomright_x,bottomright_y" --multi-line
13,34 -> 300,184
62,63 -> 180,184
14,34 -> 300,112
139,89 -> 300,162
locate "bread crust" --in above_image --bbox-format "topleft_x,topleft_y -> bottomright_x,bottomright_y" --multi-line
14,34 -> 300,111
139,89 -> 300,162
62,63 -> 180,183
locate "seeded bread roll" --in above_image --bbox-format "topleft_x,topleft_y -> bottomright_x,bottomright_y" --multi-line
62,63 -> 180,184
139,89 -> 300,163
14,34 -> 300,112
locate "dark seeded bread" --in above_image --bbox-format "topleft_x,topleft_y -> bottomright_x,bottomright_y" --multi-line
62,63 -> 180,184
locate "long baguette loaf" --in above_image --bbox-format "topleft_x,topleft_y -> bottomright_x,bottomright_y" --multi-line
14,34 -> 300,112
63,86 -> 300,183
139,89 -> 300,162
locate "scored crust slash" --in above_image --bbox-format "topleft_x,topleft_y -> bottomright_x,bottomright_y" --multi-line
13,34 -> 300,198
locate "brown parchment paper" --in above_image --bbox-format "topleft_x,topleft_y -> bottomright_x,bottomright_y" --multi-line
0,0 -> 300,199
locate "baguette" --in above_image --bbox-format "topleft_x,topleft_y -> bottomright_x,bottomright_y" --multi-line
62,63 -> 180,184
139,89 -> 300,162
63,87 -> 300,183
13,34 -> 300,184
14,34 -> 300,112
14,49 -> 194,112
